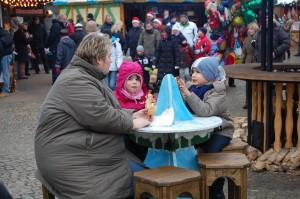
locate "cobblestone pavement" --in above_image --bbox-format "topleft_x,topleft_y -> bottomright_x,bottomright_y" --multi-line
0,63 -> 300,198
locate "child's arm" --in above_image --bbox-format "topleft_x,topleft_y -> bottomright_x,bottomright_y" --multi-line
185,91 -> 226,117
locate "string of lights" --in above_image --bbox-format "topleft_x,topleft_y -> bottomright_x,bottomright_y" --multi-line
0,0 -> 53,8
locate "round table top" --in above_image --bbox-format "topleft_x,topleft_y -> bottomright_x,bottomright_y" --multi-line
225,63 -> 300,82
136,116 -> 223,134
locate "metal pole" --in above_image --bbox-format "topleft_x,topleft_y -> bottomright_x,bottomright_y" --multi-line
261,0 -> 267,70
267,0 -> 273,71
266,0 -> 274,150
297,0 -> 300,55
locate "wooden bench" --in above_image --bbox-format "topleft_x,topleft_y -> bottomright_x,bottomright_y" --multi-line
223,138 -> 248,154
134,166 -> 201,199
198,153 -> 250,199
42,185 -> 55,199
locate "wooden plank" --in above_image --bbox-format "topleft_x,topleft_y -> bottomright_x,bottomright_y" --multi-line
263,82 -> 267,152
134,167 -> 200,187
198,153 -> 250,169
285,83 -> 295,149
225,64 -> 300,82
274,83 -> 283,152
297,84 -> 300,148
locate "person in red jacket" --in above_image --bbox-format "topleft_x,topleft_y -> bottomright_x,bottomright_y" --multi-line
115,61 -> 148,111
194,27 -> 211,59
67,19 -> 75,35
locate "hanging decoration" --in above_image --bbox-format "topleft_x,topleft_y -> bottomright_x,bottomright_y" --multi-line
205,0 -> 262,65
0,0 -> 54,8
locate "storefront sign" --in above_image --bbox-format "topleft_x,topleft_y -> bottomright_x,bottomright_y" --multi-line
15,9 -> 44,15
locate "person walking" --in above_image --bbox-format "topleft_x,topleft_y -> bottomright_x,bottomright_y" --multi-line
155,26 -> 180,84
126,17 -> 142,59
242,22 -> 259,109
54,28 -> 77,82
138,21 -> 161,58
194,27 -> 211,59
178,13 -> 198,48
101,15 -> 114,36
70,23 -> 86,47
255,20 -> 290,63
13,23 -> 31,79
106,35 -> 123,90
46,14 -> 66,83
28,17 -> 49,74
0,26 -> 13,97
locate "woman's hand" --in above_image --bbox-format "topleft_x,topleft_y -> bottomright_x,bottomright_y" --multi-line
176,78 -> 191,97
133,109 -> 149,120
133,118 -> 151,130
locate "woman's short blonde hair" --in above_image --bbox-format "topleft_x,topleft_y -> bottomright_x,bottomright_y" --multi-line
111,22 -> 123,34
247,22 -> 259,31
76,32 -> 111,64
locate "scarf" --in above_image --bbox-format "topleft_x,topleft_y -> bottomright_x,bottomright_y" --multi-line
190,84 -> 213,100
121,88 -> 144,101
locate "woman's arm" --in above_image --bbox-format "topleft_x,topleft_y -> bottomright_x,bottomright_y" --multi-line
62,77 -> 134,134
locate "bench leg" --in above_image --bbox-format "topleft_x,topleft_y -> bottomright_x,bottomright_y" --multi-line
42,185 -> 55,199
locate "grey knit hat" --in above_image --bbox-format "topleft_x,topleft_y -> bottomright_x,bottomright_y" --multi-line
136,45 -> 144,52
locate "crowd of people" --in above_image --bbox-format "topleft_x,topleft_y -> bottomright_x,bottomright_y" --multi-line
0,9 -> 292,99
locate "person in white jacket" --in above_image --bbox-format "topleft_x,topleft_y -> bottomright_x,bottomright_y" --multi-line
178,14 -> 198,48
106,35 -> 123,90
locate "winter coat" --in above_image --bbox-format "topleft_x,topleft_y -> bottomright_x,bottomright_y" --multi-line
134,54 -> 154,85
70,30 -> 86,47
110,40 -> 123,71
184,81 -> 234,138
242,35 -> 256,63
194,35 -> 211,59
55,36 -> 76,70
13,29 -> 30,62
156,38 -> 180,81
0,28 -> 13,57
171,32 -> 187,48
112,32 -> 127,51
101,22 -> 114,35
47,19 -> 65,55
67,23 -> 75,35
178,21 -> 198,47
115,61 -> 148,111
255,26 -> 290,63
127,27 -> 142,57
180,44 -> 194,68
138,29 -> 161,57
28,23 -> 47,49
35,55 -> 134,199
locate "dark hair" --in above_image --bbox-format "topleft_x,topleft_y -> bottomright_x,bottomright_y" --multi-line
145,21 -> 153,27
162,26 -> 172,36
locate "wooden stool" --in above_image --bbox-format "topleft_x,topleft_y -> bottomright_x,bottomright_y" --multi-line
198,153 -> 250,199
42,185 -> 55,199
223,138 -> 248,154
134,166 -> 201,199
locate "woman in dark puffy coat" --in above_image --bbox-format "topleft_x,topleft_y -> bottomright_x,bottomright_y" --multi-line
155,26 -> 180,84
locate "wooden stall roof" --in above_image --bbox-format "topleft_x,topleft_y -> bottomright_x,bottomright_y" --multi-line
225,63 -> 300,83
53,0 -> 204,5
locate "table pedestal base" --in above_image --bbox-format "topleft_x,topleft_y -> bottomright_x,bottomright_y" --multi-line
144,147 -> 199,171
